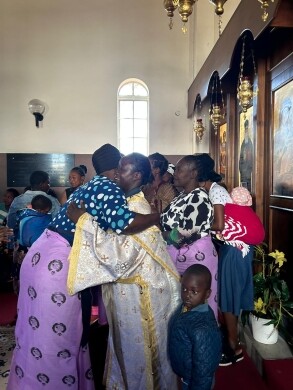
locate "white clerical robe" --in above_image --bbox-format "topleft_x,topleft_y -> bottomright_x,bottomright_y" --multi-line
68,192 -> 181,390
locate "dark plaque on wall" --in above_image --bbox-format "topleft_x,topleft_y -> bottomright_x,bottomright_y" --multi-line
7,153 -> 74,187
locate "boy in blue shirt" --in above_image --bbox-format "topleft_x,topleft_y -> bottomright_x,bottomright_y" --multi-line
168,264 -> 222,390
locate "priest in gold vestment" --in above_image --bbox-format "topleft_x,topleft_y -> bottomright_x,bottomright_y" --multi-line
67,153 -> 181,390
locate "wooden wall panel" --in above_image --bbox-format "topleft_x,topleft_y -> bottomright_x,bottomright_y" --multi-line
269,205 -> 293,292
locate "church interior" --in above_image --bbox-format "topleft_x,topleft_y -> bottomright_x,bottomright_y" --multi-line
0,0 -> 293,389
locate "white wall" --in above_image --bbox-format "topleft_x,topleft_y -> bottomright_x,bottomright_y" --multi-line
190,0 -> 241,78
0,0 -> 193,155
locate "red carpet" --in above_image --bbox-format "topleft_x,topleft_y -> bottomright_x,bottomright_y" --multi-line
263,358 -> 293,390
0,294 -> 285,390
214,351 -> 269,390
0,292 -> 17,326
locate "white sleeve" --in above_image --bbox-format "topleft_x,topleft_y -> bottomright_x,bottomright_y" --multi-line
209,185 -> 232,206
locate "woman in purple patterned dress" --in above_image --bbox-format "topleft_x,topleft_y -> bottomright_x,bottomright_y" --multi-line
7,144 -> 159,390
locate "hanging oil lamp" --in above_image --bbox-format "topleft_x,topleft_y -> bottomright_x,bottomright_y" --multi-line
237,34 -> 257,117
209,71 -> 225,135
210,105 -> 223,135
209,0 -> 227,35
178,0 -> 196,33
237,76 -> 253,113
194,118 -> 205,142
163,0 -> 178,29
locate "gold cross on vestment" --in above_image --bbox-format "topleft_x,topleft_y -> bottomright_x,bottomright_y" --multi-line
122,240 -> 130,249
150,233 -> 156,243
82,241 -> 91,249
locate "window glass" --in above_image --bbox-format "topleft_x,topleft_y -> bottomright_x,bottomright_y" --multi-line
119,101 -> 133,118
134,101 -> 147,119
118,79 -> 149,155
119,84 -> 133,96
120,138 -> 134,155
134,83 -> 148,96
120,119 -> 133,138
134,138 -> 148,156
134,119 -> 147,137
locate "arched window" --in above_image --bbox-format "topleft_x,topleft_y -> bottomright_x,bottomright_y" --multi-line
117,79 -> 149,156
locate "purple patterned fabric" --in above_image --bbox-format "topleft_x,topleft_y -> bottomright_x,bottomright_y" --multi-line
167,236 -> 218,319
7,229 -> 94,390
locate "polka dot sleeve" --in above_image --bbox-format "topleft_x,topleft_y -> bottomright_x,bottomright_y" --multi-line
50,176 -> 135,239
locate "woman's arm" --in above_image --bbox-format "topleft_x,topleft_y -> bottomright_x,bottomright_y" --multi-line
60,190 -> 68,206
211,204 -> 225,231
66,201 -> 160,235
0,226 -> 13,243
123,213 -> 160,234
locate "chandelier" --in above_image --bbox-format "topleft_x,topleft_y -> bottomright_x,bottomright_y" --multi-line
258,0 -> 274,22
237,34 -> 257,116
163,0 -> 227,34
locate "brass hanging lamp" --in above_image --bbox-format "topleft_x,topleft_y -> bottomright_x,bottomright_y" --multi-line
178,0 -> 196,33
209,72 -> 225,135
193,94 -> 205,142
163,0 -> 228,34
194,118 -> 205,142
209,0 -> 227,35
209,0 -> 227,15
163,0 -> 178,29
237,35 -> 258,117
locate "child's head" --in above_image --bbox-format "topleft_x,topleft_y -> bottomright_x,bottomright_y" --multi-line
3,188 -> 20,207
181,264 -> 211,310
230,186 -> 252,206
31,195 -> 52,214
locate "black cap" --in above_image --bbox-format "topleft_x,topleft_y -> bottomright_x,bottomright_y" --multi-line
92,144 -> 121,174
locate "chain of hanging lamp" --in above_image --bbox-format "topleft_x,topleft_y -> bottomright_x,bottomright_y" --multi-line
163,0 -> 227,35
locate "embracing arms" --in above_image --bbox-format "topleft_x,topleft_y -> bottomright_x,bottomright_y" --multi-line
66,201 -> 160,235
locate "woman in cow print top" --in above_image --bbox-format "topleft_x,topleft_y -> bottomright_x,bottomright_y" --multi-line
161,155 -> 218,319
